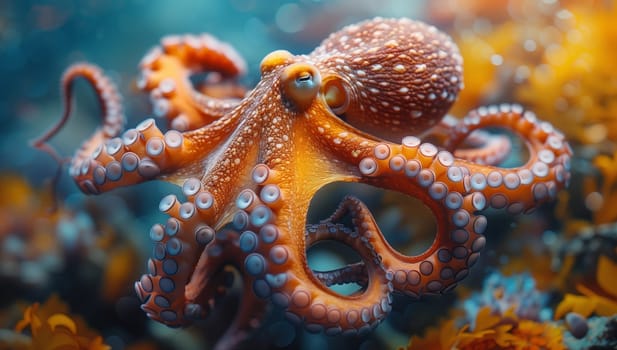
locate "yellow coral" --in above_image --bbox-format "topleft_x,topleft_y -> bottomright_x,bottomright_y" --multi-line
12,295 -> 110,350
444,0 -> 566,117
439,0 -> 617,146
95,222 -> 142,303
555,255 -> 617,319
584,150 -> 617,224
516,4 -> 617,145
448,30 -> 501,117
499,237 -> 563,292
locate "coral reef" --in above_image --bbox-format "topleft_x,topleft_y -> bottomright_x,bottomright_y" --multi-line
402,273 -> 566,350
2,0 -> 616,349
1,295 -> 109,350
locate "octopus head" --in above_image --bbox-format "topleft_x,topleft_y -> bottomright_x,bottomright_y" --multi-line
260,49 -> 324,113
309,17 -> 464,141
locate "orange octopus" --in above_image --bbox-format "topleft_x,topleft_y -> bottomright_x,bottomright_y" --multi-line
34,17 -> 572,349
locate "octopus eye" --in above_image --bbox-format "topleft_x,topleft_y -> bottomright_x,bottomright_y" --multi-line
281,63 -> 321,111
296,71 -> 315,87
322,77 -> 349,115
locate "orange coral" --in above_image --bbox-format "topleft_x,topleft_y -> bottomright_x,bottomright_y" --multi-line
405,319 -> 458,350
513,320 -> 565,350
403,306 -> 566,350
10,295 -> 110,350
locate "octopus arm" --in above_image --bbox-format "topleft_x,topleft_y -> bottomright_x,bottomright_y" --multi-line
236,196 -> 393,335
68,114 -> 241,194
33,62 -> 249,195
328,191 -> 483,298
137,33 -> 247,131
421,115 -> 513,166
450,130 -> 512,165
299,102 -> 570,299
32,63 -> 124,176
136,194 -> 267,350
443,104 -> 572,213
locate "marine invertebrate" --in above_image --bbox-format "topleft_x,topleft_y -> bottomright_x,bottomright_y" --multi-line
34,17 -> 571,348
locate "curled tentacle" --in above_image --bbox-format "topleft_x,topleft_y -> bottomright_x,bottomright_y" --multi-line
320,106 -> 570,295
228,176 -> 392,335
29,64 -> 231,195
242,218 -> 392,335
311,262 -> 368,288
310,17 -> 463,141
136,193 -> 266,350
450,130 -> 512,165
186,229 -> 269,350
421,115 -> 513,165
305,222 -> 370,288
286,222 -> 392,335
69,118 -> 197,194
138,33 -> 247,131
323,196 -> 484,297
31,63 -> 125,181
442,104 -> 572,212
135,191 -> 217,326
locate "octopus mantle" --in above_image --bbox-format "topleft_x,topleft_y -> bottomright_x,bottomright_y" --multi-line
34,17 -> 571,349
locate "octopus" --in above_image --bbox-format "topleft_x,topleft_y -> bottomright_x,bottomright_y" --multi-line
34,17 -> 572,349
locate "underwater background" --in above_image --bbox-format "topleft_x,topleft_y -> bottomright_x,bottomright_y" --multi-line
1,0 -> 617,349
